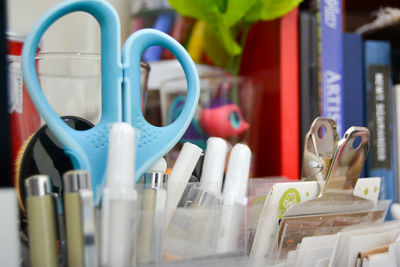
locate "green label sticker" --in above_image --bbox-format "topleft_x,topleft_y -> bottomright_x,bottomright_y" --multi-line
278,188 -> 301,219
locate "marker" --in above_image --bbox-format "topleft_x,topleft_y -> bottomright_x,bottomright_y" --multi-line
217,143 -> 251,253
138,158 -> 168,264
100,123 -> 137,267
63,170 -> 97,267
165,142 -> 202,233
200,137 -> 228,195
25,175 -> 58,267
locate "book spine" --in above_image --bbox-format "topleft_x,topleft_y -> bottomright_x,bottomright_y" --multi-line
319,0 -> 344,137
364,40 -> 396,211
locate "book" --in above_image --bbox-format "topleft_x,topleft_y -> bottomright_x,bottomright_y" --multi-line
240,8 -> 300,179
364,40 -> 396,215
319,0 -> 345,137
299,11 -> 319,157
343,33 -> 365,130
0,0 -> 11,187
343,33 -> 366,178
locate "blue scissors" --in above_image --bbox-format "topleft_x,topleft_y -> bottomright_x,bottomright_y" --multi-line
22,0 -> 200,203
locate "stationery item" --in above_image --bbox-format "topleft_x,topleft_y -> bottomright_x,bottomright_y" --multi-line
343,32 -> 366,178
186,20 -> 206,63
199,137 -> 227,195
276,127 -> 390,259
330,221 -> 400,267
22,0 -> 200,203
16,116 -> 93,212
24,175 -> 58,267
299,11 -> 319,154
249,176 -> 383,264
301,117 -> 339,191
143,13 -> 174,62
250,180 -> 320,265
294,234 -> 337,267
363,40 -> 396,217
138,158 -> 168,264
240,8 -> 300,179
165,142 -> 202,233
63,170 -> 97,267
319,0 -> 345,137
217,143 -> 251,253
356,245 -> 389,267
100,123 -> 137,267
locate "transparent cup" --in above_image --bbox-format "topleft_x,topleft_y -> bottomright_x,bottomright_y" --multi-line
159,74 -> 262,171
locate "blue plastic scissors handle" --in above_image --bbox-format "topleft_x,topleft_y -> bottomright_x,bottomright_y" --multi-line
22,0 -> 200,202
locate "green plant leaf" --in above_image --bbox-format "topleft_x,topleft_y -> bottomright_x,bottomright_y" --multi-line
168,0 -> 220,22
245,0 -> 302,23
222,0 -> 258,26
203,24 -> 228,67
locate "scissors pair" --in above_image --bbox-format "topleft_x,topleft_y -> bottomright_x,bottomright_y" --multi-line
22,0 -> 200,202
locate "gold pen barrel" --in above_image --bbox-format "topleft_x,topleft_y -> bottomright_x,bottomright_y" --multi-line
63,170 -> 92,267
25,175 -> 58,267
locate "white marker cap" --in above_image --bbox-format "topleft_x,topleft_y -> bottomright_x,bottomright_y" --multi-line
105,123 -> 136,189
200,137 -> 228,195
223,143 -> 251,205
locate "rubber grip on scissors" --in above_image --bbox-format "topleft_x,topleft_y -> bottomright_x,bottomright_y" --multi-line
122,29 -> 200,183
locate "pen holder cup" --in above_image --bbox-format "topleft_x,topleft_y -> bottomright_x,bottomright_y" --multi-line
134,181 -> 251,265
160,75 -> 262,171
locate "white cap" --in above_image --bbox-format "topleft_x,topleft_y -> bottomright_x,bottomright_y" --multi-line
223,144 -> 251,205
200,137 -> 228,195
105,123 -> 136,189
148,157 -> 167,173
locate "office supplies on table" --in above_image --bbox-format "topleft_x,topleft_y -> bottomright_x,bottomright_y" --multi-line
217,143 -> 251,253
16,116 -> 93,212
100,123 -> 137,267
301,117 -> 338,191
138,157 -> 168,264
199,137 -> 227,195
63,170 -> 97,267
21,0 -> 200,203
24,175 -> 58,267
275,127 -> 389,260
330,221 -> 400,266
165,142 -> 202,233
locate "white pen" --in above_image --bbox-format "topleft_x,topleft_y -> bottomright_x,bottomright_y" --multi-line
199,137 -> 228,195
165,142 -> 203,233
217,143 -> 251,253
100,123 -> 137,267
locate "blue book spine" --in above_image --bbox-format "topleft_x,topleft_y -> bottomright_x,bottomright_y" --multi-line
320,0 -> 345,137
143,13 -> 174,62
364,40 -> 396,218
343,33 -> 366,177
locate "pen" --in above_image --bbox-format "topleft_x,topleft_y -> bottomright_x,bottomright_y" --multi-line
63,170 -> 97,267
217,143 -> 251,253
138,158 -> 168,264
165,142 -> 203,233
25,175 -> 58,267
100,123 -> 137,267
199,137 -> 228,195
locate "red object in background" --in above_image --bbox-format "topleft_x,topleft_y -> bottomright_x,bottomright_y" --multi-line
7,32 -> 41,185
240,8 -> 300,180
